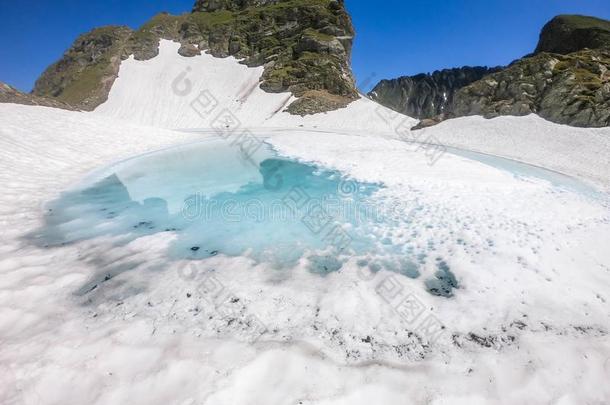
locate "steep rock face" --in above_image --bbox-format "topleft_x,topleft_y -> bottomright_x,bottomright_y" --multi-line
33,26 -> 133,111
25,0 -> 358,114
368,66 -> 501,119
0,82 -> 75,110
452,48 -> 610,127
535,15 -> 610,55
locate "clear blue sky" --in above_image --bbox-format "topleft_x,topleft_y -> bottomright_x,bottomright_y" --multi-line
0,0 -> 608,93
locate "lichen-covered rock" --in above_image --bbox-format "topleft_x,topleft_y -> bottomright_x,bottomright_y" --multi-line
285,89 -> 352,115
369,66 -> 502,119
24,0 -> 358,114
32,26 -> 133,111
178,43 -> 202,57
410,116 -> 444,131
535,15 -> 610,55
451,48 -> 610,127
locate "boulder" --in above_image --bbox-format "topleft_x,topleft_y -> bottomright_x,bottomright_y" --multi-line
178,43 -> 201,57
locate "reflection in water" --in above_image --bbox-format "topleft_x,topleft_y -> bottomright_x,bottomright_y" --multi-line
32,139 -> 461,296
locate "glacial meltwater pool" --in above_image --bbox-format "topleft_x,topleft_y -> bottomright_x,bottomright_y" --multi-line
35,136 -> 603,297
37,138 -> 444,282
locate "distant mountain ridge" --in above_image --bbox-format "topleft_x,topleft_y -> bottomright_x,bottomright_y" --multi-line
18,0 -> 359,115
372,14 -> 610,129
369,66 -> 502,120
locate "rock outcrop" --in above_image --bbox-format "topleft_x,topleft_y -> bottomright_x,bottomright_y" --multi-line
368,66 -> 501,119
33,26 -> 134,111
535,15 -> 610,55
448,15 -> 610,128
18,0 -> 358,114
372,14 -> 610,129
0,82 -> 75,110
451,48 -> 610,127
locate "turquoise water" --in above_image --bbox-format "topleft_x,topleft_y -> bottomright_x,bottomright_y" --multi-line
35,139 -> 428,276
445,146 -> 604,199
36,137 -> 604,298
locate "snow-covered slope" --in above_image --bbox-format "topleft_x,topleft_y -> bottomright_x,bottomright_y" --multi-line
1,38 -> 610,405
421,115 -> 610,190
94,41 -> 411,132
92,40 -> 610,190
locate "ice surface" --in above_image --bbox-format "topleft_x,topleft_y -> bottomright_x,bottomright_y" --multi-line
34,139 -> 460,284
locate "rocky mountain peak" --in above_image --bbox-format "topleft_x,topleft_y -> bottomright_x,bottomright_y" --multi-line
535,14 -> 610,55
22,0 -> 357,114
192,0 -> 280,12
371,14 -> 610,129
192,0 -> 345,13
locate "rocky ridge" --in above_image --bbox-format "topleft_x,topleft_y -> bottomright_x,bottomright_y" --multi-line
33,26 -> 133,110
368,66 -> 502,119
0,82 -> 75,110
451,47 -> 610,127
23,0 -> 359,114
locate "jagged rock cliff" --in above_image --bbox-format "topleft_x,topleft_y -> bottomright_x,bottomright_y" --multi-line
368,66 -> 501,119
26,0 -> 358,114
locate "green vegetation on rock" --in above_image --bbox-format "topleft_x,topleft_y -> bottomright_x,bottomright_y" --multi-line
33,26 -> 133,110
28,0 -> 358,114
449,48 -> 610,127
